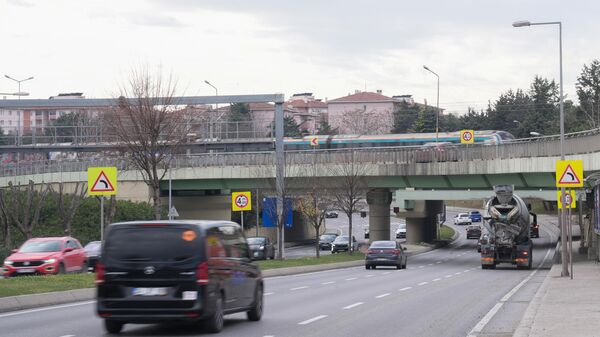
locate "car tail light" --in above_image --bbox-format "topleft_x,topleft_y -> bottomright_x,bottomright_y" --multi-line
197,262 -> 209,285
95,263 -> 105,285
367,249 -> 375,254
392,249 -> 401,255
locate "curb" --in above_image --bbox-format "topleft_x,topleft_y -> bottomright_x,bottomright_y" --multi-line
0,245 -> 438,313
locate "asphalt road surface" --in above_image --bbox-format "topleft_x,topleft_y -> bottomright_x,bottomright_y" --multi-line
0,216 -> 557,337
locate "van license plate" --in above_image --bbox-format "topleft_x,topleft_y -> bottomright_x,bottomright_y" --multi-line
132,287 -> 168,296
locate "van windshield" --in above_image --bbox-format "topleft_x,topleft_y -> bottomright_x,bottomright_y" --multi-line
104,226 -> 202,263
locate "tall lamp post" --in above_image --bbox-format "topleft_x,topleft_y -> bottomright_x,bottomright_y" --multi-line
423,65 -> 440,142
204,80 -> 219,139
4,75 -> 34,145
513,20 -> 568,277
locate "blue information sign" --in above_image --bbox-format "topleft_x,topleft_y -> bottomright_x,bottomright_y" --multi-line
262,197 -> 293,228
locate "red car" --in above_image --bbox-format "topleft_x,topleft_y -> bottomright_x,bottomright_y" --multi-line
2,237 -> 87,277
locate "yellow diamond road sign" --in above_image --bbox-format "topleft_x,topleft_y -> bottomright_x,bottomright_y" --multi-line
87,167 -> 118,196
557,190 -> 576,209
556,160 -> 583,188
232,191 -> 252,211
460,130 -> 474,144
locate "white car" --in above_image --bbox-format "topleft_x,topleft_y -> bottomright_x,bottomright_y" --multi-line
453,213 -> 472,225
394,222 -> 407,239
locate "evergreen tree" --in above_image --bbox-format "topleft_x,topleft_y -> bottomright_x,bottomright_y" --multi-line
412,106 -> 436,133
317,119 -> 337,135
576,59 -> 600,129
391,102 -> 420,133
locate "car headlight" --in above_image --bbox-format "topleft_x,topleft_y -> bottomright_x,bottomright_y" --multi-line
259,246 -> 265,250
44,258 -> 56,264
4,260 -> 13,265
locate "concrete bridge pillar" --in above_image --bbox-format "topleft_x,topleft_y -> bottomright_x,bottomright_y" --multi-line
405,200 -> 444,244
367,188 -> 393,241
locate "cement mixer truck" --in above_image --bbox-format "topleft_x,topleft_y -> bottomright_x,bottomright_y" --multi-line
480,185 -> 533,270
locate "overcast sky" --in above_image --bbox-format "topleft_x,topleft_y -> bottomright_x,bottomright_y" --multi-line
1,0 -> 599,114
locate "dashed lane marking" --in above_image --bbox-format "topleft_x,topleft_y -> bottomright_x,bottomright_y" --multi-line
345,277 -> 357,281
290,286 -> 309,291
418,282 -> 428,286
321,281 -> 335,285
298,315 -> 328,325
399,287 -> 412,291
376,293 -> 391,298
264,292 -> 274,296
343,302 -> 364,309
433,278 -> 441,282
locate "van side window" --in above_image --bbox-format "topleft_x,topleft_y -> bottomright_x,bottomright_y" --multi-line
216,225 -> 238,258
231,228 -> 250,259
206,228 -> 227,258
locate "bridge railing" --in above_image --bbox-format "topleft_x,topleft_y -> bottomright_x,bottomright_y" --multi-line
2,131 -> 600,178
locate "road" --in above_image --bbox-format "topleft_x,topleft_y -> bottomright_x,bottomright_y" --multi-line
0,216 -> 557,337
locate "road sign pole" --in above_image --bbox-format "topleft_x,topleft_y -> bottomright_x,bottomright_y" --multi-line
568,189 -> 573,279
100,196 -> 104,242
255,189 -> 259,237
241,211 -> 244,232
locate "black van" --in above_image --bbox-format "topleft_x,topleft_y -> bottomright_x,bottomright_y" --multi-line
96,220 -> 263,334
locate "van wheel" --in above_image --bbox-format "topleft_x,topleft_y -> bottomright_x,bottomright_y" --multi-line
247,284 -> 263,321
204,294 -> 224,333
104,319 -> 123,334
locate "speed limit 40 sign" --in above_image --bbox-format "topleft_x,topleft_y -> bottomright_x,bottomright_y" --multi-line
232,192 -> 252,211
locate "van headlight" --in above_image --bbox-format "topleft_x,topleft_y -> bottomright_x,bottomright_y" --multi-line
44,258 -> 56,264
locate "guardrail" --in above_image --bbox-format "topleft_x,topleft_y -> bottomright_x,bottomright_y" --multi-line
2,130 -> 600,178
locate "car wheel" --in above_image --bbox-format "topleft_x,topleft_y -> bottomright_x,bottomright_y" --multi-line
396,264 -> 402,270
372,265 -> 376,269
365,265 -> 370,270
57,263 -> 66,275
247,284 -> 263,321
104,319 -> 124,334
204,293 -> 224,333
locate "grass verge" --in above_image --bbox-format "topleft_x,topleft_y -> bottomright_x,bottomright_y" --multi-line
0,273 -> 95,298
439,225 -> 456,241
1,253 -> 366,298
255,252 -> 365,270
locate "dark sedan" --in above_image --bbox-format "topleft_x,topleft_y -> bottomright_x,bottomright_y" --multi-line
365,240 -> 407,270
247,236 -> 275,260
84,241 -> 102,271
325,211 -> 339,218
466,225 -> 482,239
319,233 -> 338,250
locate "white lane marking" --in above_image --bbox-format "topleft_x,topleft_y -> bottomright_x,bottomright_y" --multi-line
436,261 -> 442,264
343,302 -> 364,309
464,269 -> 470,273
408,267 -> 415,269
0,301 -> 94,318
467,241 -> 553,337
427,263 -> 433,266
418,282 -> 428,286
454,272 -> 461,275
445,275 -> 453,278
264,292 -> 274,296
399,287 -> 412,291
59,335 -> 76,337
432,278 -> 441,282
365,274 -> 375,278
382,272 -> 391,275
291,286 -> 309,291
345,277 -> 357,281
298,315 -> 328,325
264,335 -> 275,337
418,265 -> 425,268
321,281 -> 335,285
376,293 -> 391,298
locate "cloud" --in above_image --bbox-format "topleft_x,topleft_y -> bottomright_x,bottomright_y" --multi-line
128,14 -> 188,28
7,0 -> 34,7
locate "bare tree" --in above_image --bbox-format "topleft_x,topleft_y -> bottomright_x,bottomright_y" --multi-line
49,182 -> 87,236
0,181 -> 50,239
106,67 -> 194,219
328,150 -> 368,254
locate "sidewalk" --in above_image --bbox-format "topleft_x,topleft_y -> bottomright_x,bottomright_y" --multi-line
515,239 -> 600,337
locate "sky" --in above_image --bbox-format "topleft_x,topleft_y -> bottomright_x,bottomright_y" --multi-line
1,0 -> 599,115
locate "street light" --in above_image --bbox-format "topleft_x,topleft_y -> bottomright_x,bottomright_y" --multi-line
513,20 -> 568,277
4,75 -> 33,100
423,65 -> 440,142
204,80 -> 219,139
